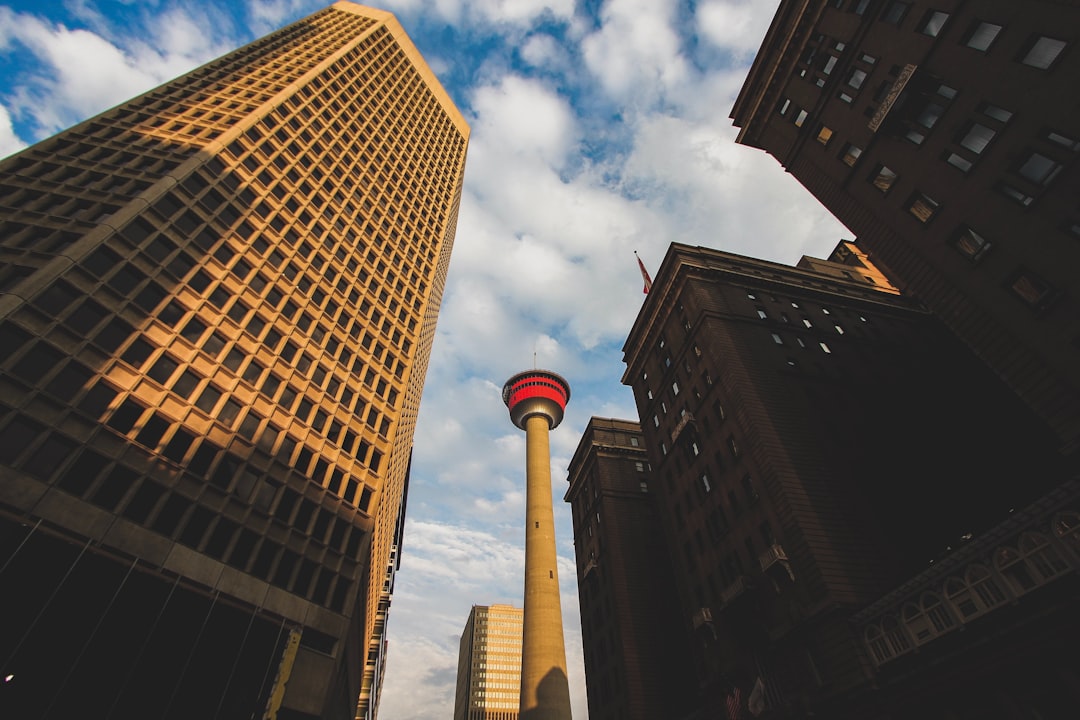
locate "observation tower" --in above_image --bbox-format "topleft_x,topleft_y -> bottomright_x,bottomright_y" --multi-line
502,370 -> 573,720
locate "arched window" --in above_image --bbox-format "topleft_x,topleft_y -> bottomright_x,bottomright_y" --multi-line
922,592 -> 956,635
967,564 -> 1009,610
882,615 -> 913,658
995,546 -> 1038,595
902,602 -> 933,644
864,624 -> 892,665
1052,511 -> 1080,561
1018,531 -> 1070,581
944,576 -> 982,620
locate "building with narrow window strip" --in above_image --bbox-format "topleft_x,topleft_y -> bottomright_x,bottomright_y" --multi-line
0,3 -> 468,719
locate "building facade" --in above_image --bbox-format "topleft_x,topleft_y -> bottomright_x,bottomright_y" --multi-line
619,242 -> 1072,718
0,3 -> 468,719
565,417 -> 697,720
454,604 -> 524,720
731,0 -> 1080,460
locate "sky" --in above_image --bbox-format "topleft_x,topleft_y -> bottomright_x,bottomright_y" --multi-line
0,1 -> 852,717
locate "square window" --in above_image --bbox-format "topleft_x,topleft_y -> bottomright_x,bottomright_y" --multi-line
816,126 -> 834,145
959,123 -> 996,154
1021,36 -> 1067,69
907,192 -> 940,223
870,164 -> 897,193
847,68 -> 867,89
919,10 -> 949,37
882,1 -> 910,25
965,21 -> 1003,52
952,227 -> 992,262
1007,269 -> 1055,310
841,143 -> 863,166
1018,152 -> 1063,185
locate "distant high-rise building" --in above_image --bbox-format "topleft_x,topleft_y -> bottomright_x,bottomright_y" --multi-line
565,417 -> 697,720
454,604 -> 524,720
0,3 -> 468,719
730,0 -> 1080,460
619,241 -> 1072,718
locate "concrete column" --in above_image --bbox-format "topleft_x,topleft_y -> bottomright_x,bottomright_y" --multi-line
520,413 -> 572,720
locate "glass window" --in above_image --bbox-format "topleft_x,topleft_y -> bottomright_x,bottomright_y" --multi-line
908,193 -> 940,223
915,102 -> 945,129
1021,36 -> 1067,69
953,227 -> 992,262
1008,269 -> 1055,309
1018,152 -> 1063,185
979,103 -> 1012,122
871,164 -> 897,192
882,1 -> 910,25
965,21 -> 1003,52
959,123 -> 996,154
847,68 -> 868,89
945,153 -> 973,172
816,126 -> 834,145
841,143 -> 863,166
919,10 -> 949,37
794,109 -> 808,127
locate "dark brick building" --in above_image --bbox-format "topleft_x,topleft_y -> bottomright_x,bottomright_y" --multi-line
618,241 -> 1074,718
565,417 -> 697,720
731,0 -> 1080,460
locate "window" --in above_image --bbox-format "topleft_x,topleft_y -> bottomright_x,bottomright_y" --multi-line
1006,268 -> 1055,310
952,226 -> 992,262
1020,36 -> 1067,69
919,10 -> 949,37
965,21 -> 1002,52
794,109 -> 808,127
980,103 -> 1012,123
882,1 -> 910,25
816,126 -> 833,145
846,68 -> 868,89
907,192 -> 940,223
820,341 -> 832,353
959,123 -> 996,154
870,164 -> 897,193
672,381 -> 680,396
757,308 -> 768,320
772,333 -> 784,345
699,474 -> 712,495
778,98 -> 791,116
840,143 -> 863,166
1017,151 -> 1063,185
998,183 -> 1034,207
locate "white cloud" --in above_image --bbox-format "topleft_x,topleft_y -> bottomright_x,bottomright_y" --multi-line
580,0 -> 689,104
0,104 -> 26,158
697,0 -> 776,59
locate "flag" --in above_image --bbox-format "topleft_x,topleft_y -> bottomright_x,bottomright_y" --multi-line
635,251 -> 653,294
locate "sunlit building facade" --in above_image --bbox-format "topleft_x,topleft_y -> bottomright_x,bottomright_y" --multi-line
0,3 -> 468,719
454,604 -> 524,720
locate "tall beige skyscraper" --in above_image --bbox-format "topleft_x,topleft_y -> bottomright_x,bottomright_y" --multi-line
502,370 -> 573,720
0,3 -> 467,719
454,604 -> 524,720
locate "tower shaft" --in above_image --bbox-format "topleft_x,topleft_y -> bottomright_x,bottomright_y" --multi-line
521,414 -> 573,720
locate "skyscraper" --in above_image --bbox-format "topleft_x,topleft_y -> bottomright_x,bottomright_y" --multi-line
730,0 -> 1080,460
454,604 -> 524,720
565,417 -> 697,720
0,3 -> 468,719
502,369 -> 574,720
618,241 -> 1071,718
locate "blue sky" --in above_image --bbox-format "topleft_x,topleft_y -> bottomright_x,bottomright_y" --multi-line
0,1 -> 851,717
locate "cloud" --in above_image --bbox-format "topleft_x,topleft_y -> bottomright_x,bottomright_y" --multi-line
697,0 -> 776,59
0,5 -> 235,140
0,104 -> 26,158
580,0 -> 690,105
